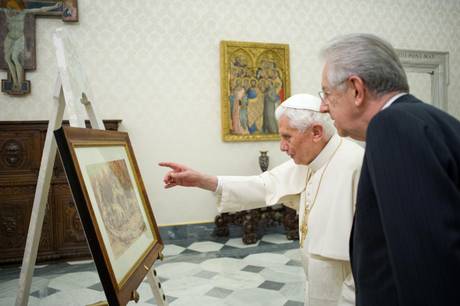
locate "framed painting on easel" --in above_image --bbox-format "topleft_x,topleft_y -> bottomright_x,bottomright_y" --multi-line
54,126 -> 163,306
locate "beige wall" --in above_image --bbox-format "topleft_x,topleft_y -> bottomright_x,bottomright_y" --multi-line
1,0 -> 459,225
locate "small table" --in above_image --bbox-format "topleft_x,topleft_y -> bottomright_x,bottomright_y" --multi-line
214,204 -> 299,244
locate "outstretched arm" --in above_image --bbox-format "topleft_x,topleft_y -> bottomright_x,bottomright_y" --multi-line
159,162 -> 218,191
25,1 -> 62,14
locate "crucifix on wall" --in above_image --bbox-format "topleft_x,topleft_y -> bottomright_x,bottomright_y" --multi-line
0,0 -> 78,96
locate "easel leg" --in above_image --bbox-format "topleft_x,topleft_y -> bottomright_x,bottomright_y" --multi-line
146,269 -> 169,306
15,86 -> 66,306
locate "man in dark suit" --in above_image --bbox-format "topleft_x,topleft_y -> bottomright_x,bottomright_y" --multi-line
318,33 -> 460,306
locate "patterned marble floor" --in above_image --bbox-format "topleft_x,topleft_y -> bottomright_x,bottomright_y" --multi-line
0,233 -> 304,306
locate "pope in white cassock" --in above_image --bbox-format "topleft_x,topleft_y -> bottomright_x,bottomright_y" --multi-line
160,94 -> 364,306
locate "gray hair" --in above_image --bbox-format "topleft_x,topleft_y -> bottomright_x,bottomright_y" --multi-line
275,106 -> 336,138
320,33 -> 409,96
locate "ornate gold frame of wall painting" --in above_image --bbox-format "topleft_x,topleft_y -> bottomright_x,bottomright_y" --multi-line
220,41 -> 290,142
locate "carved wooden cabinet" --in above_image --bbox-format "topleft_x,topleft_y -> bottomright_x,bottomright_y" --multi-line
0,120 -> 120,264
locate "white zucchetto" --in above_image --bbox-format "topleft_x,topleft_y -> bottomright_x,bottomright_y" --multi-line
275,94 -> 322,120
281,94 -> 322,111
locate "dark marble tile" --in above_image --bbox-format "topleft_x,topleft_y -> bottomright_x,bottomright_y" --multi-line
193,270 -> 218,279
163,252 -> 212,265
142,275 -> 168,283
87,282 -> 103,292
258,240 -> 276,246
30,286 -> 59,298
241,265 -> 265,273
219,245 -> 242,252
205,286 -> 233,298
180,249 -> 202,256
215,247 -> 256,259
0,268 -> 21,281
164,239 -> 194,248
258,280 -> 285,291
286,259 -> 302,267
207,235 -> 233,244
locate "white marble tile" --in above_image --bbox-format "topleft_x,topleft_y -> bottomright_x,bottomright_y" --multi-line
0,277 -> 54,299
261,233 -> 292,244
163,276 -> 214,298
280,281 -> 305,302
162,244 -> 186,257
127,302 -> 154,306
30,277 -> 51,294
36,288 -> 106,306
31,296 -> 48,306
0,296 -> 15,306
156,262 -> 201,279
127,302 -> 156,306
211,271 -> 265,290
0,238 -> 308,306
225,287 -> 288,306
260,264 -> 305,283
225,237 -> 260,249
0,279 -> 19,298
187,241 -> 224,253
48,271 -> 100,290
47,279 -> 85,292
243,252 -> 290,268
135,281 -> 159,303
67,259 -> 94,265
169,295 -> 226,306
284,248 -> 302,262
200,257 -> 245,273
0,296 -> 41,306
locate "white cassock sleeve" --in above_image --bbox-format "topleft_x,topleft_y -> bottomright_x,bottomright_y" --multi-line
215,159 -> 309,213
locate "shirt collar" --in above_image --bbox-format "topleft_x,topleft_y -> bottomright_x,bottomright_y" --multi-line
381,92 -> 408,110
308,134 -> 341,172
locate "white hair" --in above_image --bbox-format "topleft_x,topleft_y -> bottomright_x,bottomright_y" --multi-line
275,105 -> 336,138
321,33 -> 409,95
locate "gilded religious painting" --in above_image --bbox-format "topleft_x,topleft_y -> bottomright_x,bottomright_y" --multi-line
220,41 -> 290,142
54,126 -> 163,306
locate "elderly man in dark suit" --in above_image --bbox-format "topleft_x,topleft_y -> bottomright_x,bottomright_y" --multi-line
319,33 -> 460,306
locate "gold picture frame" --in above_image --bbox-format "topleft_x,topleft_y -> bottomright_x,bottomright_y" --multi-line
220,41 -> 290,142
54,126 -> 163,306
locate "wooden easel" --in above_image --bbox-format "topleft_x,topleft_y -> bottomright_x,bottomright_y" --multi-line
15,28 -> 168,306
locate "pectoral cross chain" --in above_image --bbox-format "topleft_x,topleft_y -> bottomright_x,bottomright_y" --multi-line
300,223 -> 307,248
299,202 -> 310,248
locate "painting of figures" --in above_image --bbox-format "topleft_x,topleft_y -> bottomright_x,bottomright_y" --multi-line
86,159 -> 147,259
221,41 -> 290,141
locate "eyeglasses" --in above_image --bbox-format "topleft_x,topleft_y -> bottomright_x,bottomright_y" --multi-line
318,90 -> 330,103
318,77 -> 350,104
